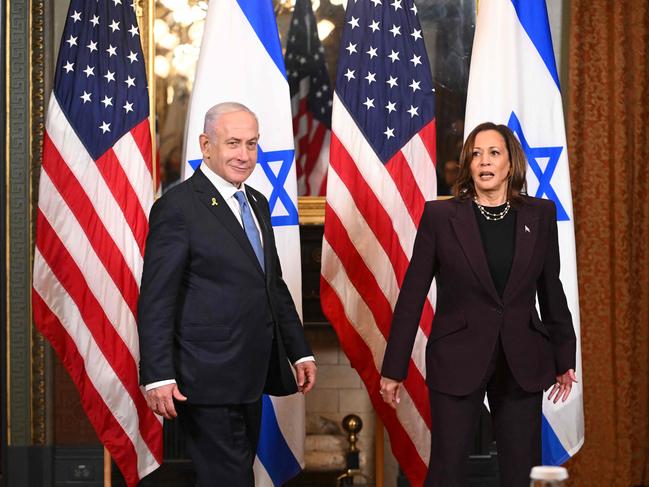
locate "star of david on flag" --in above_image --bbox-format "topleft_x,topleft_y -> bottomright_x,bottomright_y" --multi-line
257,147 -> 298,226
465,0 -> 584,465
508,112 -> 569,221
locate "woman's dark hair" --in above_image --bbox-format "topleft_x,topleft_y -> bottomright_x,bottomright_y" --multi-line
452,122 -> 527,201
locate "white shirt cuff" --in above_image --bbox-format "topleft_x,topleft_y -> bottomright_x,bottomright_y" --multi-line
294,356 -> 315,365
144,379 -> 176,391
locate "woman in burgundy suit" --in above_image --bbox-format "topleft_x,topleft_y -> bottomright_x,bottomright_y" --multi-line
380,123 -> 577,487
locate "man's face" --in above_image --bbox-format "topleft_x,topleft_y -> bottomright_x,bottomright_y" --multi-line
199,111 -> 259,186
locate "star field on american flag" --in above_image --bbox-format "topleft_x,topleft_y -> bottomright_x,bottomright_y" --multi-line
336,0 -> 435,163
54,0 -> 149,160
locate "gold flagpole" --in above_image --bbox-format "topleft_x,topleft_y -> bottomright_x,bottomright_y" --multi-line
147,0 -> 157,194
104,447 -> 112,487
375,417 -> 384,487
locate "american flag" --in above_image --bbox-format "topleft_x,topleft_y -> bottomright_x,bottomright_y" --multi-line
320,0 -> 436,484
285,0 -> 332,196
32,0 -> 162,485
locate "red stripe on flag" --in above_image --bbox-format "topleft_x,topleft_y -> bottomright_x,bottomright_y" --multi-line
32,291 -> 156,487
418,119 -> 437,167
292,96 -> 309,134
320,279 -> 429,486
323,207 -> 431,424
303,122 -> 327,178
41,134 -> 140,316
294,95 -> 330,196
130,119 -> 154,178
95,148 -> 149,257
297,113 -> 314,188
329,134 -> 410,283
385,150 -> 425,225
324,208 -> 393,332
329,135 -> 434,337
317,172 -> 327,196
419,300 -> 434,337
295,158 -> 304,180
36,211 -> 162,459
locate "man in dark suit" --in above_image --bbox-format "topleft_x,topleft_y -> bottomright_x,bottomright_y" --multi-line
137,102 -> 316,486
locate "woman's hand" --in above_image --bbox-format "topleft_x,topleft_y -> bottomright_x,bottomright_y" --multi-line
547,368 -> 577,403
379,377 -> 402,409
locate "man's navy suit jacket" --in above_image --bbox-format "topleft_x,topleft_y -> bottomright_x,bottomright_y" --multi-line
381,196 -> 576,396
137,169 -> 312,404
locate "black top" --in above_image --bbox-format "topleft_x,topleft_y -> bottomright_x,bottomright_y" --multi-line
472,202 -> 517,297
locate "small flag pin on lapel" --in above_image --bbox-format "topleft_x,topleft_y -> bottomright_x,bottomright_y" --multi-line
211,197 -> 218,206
525,225 -> 530,233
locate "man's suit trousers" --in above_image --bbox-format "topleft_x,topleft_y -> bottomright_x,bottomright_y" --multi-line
178,400 -> 262,487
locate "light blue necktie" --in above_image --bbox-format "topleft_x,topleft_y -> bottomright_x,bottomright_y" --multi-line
234,191 -> 265,271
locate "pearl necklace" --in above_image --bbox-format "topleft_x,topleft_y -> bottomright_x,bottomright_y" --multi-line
474,197 -> 511,221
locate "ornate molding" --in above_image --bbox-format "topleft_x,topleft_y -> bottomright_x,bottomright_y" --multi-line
6,0 -> 33,446
31,0 -> 46,447
298,196 -> 325,225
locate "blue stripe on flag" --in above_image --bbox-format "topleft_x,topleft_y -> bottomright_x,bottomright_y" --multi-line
257,395 -> 302,485
188,158 -> 202,172
236,0 -> 287,79
541,414 -> 570,466
510,0 -> 561,91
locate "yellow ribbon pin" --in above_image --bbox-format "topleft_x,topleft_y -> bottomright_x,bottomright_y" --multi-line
211,197 -> 218,206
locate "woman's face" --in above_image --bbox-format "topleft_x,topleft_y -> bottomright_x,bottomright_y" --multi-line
470,130 -> 511,196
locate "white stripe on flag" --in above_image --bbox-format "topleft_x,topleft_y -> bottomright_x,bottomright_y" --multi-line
37,171 -> 140,358
331,97 -> 419,252
46,96 -> 143,280
402,134 -> 437,201
33,251 -> 160,478
321,239 -> 430,464
325,167 -> 429,377
269,394 -> 306,467
113,132 -> 155,216
305,130 -> 330,195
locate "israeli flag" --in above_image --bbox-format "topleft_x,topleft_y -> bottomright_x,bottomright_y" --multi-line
182,0 -> 304,484
464,0 -> 584,464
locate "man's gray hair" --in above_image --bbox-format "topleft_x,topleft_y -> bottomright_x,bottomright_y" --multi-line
203,102 -> 258,133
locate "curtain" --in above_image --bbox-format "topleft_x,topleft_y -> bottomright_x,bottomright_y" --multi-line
566,1 -> 649,485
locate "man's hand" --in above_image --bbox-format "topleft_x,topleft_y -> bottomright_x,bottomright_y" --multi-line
547,368 -> 577,404
145,383 -> 187,419
379,377 -> 402,409
294,361 -> 317,394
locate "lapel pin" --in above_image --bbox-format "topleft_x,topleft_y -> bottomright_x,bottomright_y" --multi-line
524,225 -> 531,233
211,197 -> 218,206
